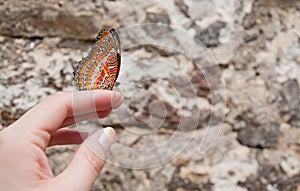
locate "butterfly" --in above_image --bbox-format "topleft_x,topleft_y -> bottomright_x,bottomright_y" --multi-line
73,28 -> 121,90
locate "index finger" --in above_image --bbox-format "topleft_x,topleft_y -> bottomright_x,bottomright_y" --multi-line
16,90 -> 123,133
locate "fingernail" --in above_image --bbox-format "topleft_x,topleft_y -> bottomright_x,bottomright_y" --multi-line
98,127 -> 115,152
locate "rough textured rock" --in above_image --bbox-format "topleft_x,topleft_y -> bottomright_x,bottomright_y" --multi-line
238,165 -> 300,191
0,1 -> 104,39
279,79 -> 300,127
242,12 -> 256,30
195,21 -> 226,48
237,122 -> 280,148
1,0 -> 300,190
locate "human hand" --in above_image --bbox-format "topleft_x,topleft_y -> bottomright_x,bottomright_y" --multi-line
0,90 -> 123,191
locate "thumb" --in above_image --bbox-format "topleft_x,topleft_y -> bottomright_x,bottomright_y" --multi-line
56,127 -> 115,191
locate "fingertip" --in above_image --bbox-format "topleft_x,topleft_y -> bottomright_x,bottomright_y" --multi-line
112,94 -> 123,109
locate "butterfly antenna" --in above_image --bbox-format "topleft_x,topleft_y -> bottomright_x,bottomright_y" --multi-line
115,82 -> 143,89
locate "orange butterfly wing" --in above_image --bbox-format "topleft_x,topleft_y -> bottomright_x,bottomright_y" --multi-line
73,28 -> 121,90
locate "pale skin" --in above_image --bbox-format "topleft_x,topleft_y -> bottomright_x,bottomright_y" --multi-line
0,90 -> 123,191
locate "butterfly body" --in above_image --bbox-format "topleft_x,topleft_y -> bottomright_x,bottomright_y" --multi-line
74,28 -> 121,90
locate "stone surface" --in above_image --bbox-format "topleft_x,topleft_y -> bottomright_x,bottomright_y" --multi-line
1,0 -> 300,190
0,1 -> 102,39
279,79 -> 300,127
195,21 -> 226,48
237,122 -> 280,148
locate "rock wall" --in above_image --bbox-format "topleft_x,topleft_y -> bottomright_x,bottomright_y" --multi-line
0,0 -> 300,190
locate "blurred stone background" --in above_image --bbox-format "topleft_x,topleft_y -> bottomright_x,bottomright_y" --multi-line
0,0 -> 300,190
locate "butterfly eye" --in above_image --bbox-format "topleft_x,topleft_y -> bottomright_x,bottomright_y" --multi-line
73,28 -> 121,91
